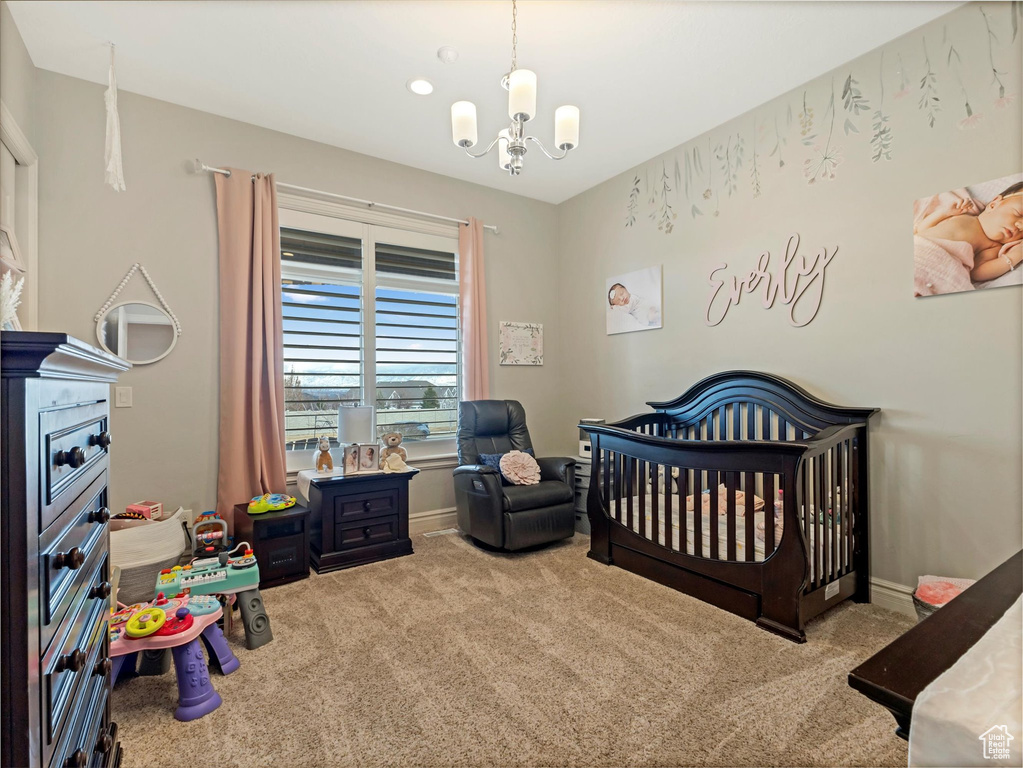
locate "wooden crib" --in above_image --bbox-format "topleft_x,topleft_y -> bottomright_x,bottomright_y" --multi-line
580,371 -> 877,643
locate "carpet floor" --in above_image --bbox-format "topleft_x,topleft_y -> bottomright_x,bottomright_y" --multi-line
113,532 -> 912,767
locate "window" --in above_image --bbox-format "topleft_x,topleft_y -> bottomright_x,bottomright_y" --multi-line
278,207 -> 460,466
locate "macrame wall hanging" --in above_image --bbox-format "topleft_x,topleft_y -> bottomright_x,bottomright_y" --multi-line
104,43 -> 126,192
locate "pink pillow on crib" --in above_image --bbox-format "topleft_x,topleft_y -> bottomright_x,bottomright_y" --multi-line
499,450 -> 541,485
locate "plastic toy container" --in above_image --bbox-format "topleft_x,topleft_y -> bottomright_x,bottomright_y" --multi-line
913,575 -> 976,622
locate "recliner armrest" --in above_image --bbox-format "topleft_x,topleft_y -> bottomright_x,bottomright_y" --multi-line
453,464 -> 500,477
536,457 -> 576,484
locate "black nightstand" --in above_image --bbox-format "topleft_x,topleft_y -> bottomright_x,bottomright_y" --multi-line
307,470 -> 418,573
233,503 -> 311,588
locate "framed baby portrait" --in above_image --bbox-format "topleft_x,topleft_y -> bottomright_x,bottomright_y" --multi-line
913,172 -> 1023,297
606,265 -> 663,335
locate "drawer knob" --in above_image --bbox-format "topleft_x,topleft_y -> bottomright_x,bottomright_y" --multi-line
363,527 -> 372,538
54,547 -> 86,571
87,507 -> 111,524
96,731 -> 113,755
90,581 -> 112,600
94,657 -> 113,677
57,648 -> 85,673
66,748 -> 88,768
90,431 -> 113,449
363,501 -> 372,511
55,446 -> 88,469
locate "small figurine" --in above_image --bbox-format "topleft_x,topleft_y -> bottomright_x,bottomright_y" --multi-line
315,435 -> 333,473
380,431 -> 407,465
381,452 -> 410,473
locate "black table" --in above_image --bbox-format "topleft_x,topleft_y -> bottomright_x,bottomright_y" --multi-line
848,549 -> 1022,739
233,503 -> 311,588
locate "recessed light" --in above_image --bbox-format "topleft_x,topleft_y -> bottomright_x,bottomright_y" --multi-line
437,46 -> 459,64
407,78 -> 434,96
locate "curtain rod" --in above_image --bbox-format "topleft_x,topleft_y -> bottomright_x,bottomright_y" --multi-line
193,159 -> 499,234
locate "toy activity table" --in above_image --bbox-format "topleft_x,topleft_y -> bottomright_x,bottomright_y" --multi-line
155,549 -> 273,650
110,594 -> 240,721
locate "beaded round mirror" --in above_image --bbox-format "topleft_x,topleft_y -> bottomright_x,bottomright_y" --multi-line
94,263 -> 181,365
96,301 -> 178,364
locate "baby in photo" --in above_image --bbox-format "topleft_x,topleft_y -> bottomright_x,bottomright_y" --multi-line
608,282 -> 661,327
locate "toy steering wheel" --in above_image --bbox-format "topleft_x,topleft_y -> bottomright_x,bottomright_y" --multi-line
125,607 -> 167,638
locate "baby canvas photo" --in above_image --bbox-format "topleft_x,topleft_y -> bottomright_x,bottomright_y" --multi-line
606,265 -> 663,334
913,172 -> 1023,297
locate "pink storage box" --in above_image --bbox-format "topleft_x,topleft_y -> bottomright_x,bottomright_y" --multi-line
127,500 -> 163,520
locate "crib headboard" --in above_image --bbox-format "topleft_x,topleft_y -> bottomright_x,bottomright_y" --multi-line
647,370 -> 877,440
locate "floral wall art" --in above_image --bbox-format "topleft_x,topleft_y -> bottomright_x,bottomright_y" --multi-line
623,2 -> 1023,232
499,321 -> 543,365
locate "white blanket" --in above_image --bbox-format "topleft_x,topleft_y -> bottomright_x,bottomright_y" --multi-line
909,595 -> 1023,767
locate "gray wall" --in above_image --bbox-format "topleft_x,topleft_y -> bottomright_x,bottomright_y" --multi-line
0,0 -> 35,138
554,2 -> 1022,586
32,69 -> 561,520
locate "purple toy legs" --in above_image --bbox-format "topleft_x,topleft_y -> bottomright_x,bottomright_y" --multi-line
200,622 -> 240,675
170,639 -> 222,721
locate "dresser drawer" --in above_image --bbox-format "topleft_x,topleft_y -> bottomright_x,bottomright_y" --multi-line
40,475 -> 110,636
332,489 -> 397,523
335,515 -> 399,550
42,580 -> 109,758
50,654 -> 110,768
41,402 -> 111,533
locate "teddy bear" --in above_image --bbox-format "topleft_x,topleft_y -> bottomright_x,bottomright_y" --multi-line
315,435 -> 333,473
379,431 -> 407,465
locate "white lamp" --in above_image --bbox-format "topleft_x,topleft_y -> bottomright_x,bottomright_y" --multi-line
451,101 -> 478,148
338,405 -> 376,445
507,69 -> 536,121
554,105 -> 580,150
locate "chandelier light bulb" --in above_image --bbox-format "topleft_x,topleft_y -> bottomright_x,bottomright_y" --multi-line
507,69 -> 537,122
554,105 -> 580,150
451,101 -> 478,148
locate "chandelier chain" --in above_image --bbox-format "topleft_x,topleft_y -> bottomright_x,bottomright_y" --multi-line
510,0 -> 518,73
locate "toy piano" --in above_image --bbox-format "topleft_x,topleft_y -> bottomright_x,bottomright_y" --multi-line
154,548 -> 273,650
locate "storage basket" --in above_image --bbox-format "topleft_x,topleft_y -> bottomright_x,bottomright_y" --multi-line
110,506 -> 190,604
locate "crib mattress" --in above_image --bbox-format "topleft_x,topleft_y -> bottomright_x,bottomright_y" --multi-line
611,493 -> 842,576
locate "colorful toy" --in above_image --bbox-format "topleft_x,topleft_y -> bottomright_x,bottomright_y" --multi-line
155,544 -> 273,650
247,493 -> 296,515
127,500 -> 163,520
109,593 -> 240,721
315,436 -> 333,473
192,511 -> 230,556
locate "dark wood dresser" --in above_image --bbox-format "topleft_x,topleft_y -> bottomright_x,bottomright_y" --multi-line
307,471 -> 417,573
1,332 -> 129,768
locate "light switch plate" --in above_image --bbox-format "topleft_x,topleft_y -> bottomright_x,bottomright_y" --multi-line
115,386 -> 133,408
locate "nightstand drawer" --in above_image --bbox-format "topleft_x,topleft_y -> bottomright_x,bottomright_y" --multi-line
333,490 -> 397,523
335,515 -> 399,550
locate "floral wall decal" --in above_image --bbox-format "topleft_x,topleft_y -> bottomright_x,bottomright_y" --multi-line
871,51 -> 894,162
919,37 -> 941,128
625,175 -> 640,228
619,4 -> 1017,230
803,78 -> 842,184
841,73 -> 871,134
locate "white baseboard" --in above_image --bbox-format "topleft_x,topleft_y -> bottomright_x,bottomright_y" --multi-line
409,507 -> 457,536
870,576 -> 916,618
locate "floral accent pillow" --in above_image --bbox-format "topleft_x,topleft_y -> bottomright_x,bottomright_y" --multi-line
499,450 -> 541,486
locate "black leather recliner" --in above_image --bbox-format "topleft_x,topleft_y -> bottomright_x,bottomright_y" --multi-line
453,400 -> 576,551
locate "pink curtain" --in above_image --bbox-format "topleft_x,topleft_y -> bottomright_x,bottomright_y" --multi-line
214,169 -> 287,519
459,218 -> 490,400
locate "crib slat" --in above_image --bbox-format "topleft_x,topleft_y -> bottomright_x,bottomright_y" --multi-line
762,407 -> 771,441
663,465 -> 672,549
814,454 -> 824,588
693,468 -> 702,556
831,444 -> 839,580
621,456 -> 630,527
746,403 -> 755,441
843,440 -> 851,574
779,417 -> 789,441
677,464 -> 687,555
764,473 -> 776,555
744,471 -> 756,562
708,470 -> 719,560
638,459 -> 646,537
802,463 -> 812,588
603,449 -> 611,521
652,464 -> 660,545
718,406 -> 726,440
726,472 -> 737,561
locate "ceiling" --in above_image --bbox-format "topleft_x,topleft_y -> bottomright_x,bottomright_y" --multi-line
8,1 -> 959,204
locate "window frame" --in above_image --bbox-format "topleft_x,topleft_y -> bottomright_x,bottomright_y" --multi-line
278,202 -> 461,469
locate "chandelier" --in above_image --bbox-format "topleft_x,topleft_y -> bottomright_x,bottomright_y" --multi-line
450,0 -> 580,176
